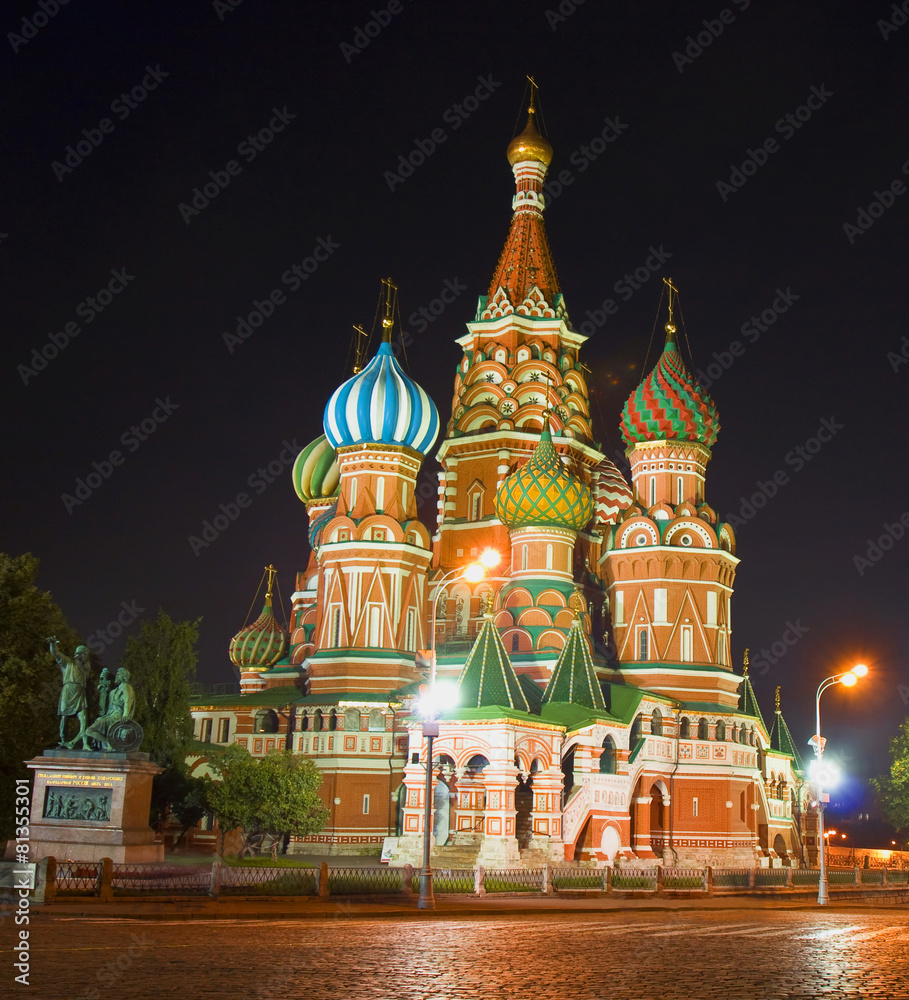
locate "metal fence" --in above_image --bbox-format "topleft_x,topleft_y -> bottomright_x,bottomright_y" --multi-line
111,863 -> 212,896
220,865 -> 317,896
38,858 -> 909,901
55,861 -> 102,894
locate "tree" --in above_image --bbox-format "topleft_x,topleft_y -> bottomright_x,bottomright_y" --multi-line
206,744 -> 329,856
0,553 -> 83,839
150,765 -> 210,845
872,719 -> 909,836
121,610 -> 200,771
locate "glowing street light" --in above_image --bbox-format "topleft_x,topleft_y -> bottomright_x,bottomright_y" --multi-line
417,550 -> 500,912
811,664 -> 868,906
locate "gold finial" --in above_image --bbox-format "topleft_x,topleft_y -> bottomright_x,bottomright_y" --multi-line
507,76 -> 552,167
265,564 -> 278,604
527,74 -> 539,114
743,647 -> 750,676
775,686 -> 781,713
570,589 -> 586,620
352,324 -> 368,373
381,277 -> 397,344
482,590 -> 495,617
663,277 -> 678,340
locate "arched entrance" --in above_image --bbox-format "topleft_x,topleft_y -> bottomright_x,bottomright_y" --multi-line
515,776 -> 533,849
649,783 -> 666,857
773,833 -> 788,861
561,746 -> 576,807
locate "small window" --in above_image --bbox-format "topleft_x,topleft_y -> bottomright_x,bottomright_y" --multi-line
679,717 -> 691,740
512,633 -> 520,653
201,718 -> 213,743
217,718 -> 230,743
692,796 -> 699,818
599,736 -> 617,774
716,720 -> 726,741
698,718 -> 709,740
470,493 -> 481,521
362,794 -> 370,815
677,476 -> 684,504
638,628 -> 649,660
651,708 -> 663,736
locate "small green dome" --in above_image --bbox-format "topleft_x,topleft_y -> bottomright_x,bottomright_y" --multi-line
228,596 -> 288,671
292,435 -> 340,502
495,421 -> 593,532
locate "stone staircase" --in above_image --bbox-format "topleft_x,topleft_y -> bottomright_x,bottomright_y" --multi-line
519,847 -> 559,868
429,842 -> 482,869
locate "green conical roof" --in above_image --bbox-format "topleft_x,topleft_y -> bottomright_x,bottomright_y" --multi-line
737,667 -> 766,730
542,618 -> 606,711
457,614 -> 530,711
768,687 -> 803,770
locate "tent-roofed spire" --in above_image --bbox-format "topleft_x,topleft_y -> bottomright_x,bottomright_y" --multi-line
542,614 -> 605,711
737,649 -> 766,729
457,611 -> 530,711
768,685 -> 803,770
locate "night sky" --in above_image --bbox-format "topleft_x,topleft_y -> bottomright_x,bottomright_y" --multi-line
3,0 -> 906,796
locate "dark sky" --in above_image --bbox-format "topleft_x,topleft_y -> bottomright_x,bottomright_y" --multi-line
3,0 -> 906,791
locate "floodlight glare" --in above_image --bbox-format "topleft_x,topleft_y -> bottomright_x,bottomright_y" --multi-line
479,548 -> 501,568
851,664 -> 868,677
463,563 -> 485,583
810,758 -> 840,789
841,673 -> 857,687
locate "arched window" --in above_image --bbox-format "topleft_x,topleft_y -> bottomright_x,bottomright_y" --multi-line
599,736 -> 617,774
521,545 -> 528,571
715,719 -> 726,741
254,710 -> 279,734
313,709 -> 323,732
651,708 -> 663,736
698,718 -> 709,740
512,633 -> 519,653
466,754 -> 489,775
731,723 -> 738,743
649,477 -> 656,506
677,476 -> 684,504
546,543 -> 553,570
740,726 -> 748,744
328,709 -> 338,732
631,714 -> 643,743
300,713 -> 310,732
679,717 -> 691,740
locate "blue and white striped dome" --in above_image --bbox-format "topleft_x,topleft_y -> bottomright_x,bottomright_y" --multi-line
323,342 -> 440,455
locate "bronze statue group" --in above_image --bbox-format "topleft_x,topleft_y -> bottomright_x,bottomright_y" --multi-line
47,637 -> 141,752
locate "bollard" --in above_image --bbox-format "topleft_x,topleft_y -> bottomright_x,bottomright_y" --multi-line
748,868 -> 756,888
209,856 -> 222,898
319,861 -> 330,897
603,865 -> 612,894
786,865 -> 793,888
475,865 -> 486,897
543,864 -> 552,894
656,865 -> 665,896
705,866 -> 714,897
403,864 -> 414,896
99,858 -> 113,901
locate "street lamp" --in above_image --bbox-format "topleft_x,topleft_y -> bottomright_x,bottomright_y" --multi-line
810,663 -> 868,906
417,550 -> 501,911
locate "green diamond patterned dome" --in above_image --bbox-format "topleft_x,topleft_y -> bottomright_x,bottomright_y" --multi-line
495,422 -> 593,531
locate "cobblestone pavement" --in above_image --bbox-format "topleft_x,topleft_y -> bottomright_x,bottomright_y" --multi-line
10,910 -> 909,999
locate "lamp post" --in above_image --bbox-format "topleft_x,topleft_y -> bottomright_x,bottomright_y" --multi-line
417,549 -> 500,912
811,663 -> 867,906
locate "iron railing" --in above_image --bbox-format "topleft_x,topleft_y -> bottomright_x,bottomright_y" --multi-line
220,865 -> 317,896
111,863 -> 212,896
484,868 -> 545,892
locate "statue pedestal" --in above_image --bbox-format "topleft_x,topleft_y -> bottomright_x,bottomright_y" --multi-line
25,751 -> 164,864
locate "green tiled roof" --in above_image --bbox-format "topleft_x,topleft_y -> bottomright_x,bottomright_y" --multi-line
190,684 -> 301,708
457,615 -> 530,712
539,701 -> 617,731
769,710 -> 803,770
543,620 -> 606,712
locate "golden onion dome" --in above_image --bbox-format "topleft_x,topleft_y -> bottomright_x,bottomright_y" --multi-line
506,109 -> 553,167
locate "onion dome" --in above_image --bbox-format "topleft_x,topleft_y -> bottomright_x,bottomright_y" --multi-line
495,420 -> 593,531
323,342 -> 440,456
228,567 -> 289,671
621,326 -> 719,447
292,434 -> 340,502
591,457 -> 634,526
308,499 -> 338,550
506,107 -> 553,167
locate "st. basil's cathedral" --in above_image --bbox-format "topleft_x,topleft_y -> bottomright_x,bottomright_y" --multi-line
190,97 -> 809,869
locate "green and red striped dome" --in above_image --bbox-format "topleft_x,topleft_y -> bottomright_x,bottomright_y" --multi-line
621,335 -> 719,447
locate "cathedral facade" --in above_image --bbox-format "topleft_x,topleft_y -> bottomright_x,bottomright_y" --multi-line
190,102 -> 807,868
